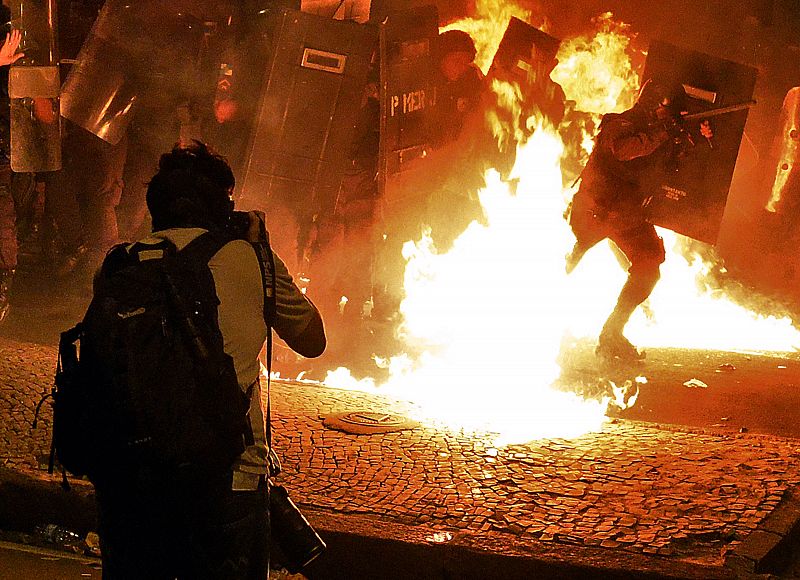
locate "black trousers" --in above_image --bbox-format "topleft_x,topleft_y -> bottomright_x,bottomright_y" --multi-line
95,467 -> 270,580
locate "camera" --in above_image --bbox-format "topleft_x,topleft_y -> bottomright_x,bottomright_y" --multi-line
226,210 -> 271,244
270,483 -> 327,573
226,210 -> 252,240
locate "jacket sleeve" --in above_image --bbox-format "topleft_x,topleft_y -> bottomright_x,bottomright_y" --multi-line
271,250 -> 326,358
602,117 -> 669,162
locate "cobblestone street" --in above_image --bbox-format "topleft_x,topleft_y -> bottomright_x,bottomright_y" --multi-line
3,336 -> 800,577
271,381 -> 800,567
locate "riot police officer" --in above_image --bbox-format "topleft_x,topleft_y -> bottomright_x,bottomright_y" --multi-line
566,80 -> 713,361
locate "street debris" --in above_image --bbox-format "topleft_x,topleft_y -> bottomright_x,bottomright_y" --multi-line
425,532 -> 454,543
683,378 -> 708,389
34,523 -> 85,554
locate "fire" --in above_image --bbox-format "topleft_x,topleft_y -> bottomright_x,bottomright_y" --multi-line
440,0 -> 532,74
377,127 -> 610,443
551,13 -> 640,115
487,78 -> 526,146
318,8 -> 800,446
328,126 -> 612,443
566,233 -> 800,352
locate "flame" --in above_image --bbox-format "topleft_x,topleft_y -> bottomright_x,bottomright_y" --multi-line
551,13 -> 640,115
380,128 -> 610,444
328,127 -> 611,444
317,8 -> 800,446
440,0 -> 533,74
487,78 -> 526,146
566,233 -> 800,352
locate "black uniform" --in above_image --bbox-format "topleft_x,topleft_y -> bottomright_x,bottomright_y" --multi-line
568,104 -> 672,360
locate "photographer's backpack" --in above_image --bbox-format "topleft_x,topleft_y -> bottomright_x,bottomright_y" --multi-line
46,231 -> 254,482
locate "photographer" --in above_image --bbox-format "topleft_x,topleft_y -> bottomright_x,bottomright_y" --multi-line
92,141 -> 325,579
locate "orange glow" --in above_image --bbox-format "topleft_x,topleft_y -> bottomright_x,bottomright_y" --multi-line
317,7 -> 800,446
440,0 -> 532,74
551,13 -> 640,115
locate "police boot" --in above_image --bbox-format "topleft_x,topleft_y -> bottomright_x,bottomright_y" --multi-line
0,269 -> 13,324
596,329 -> 645,362
596,307 -> 645,362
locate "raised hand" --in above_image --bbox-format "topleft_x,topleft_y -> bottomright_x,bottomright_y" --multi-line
0,29 -> 24,66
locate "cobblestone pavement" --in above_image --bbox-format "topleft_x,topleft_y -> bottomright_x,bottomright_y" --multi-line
0,339 -> 55,473
270,382 -> 800,567
3,337 -> 800,570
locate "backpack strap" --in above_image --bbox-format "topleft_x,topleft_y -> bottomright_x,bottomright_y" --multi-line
174,231 -> 231,267
103,232 -> 229,274
176,230 -> 259,449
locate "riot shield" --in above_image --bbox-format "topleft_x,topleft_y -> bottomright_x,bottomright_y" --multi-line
60,0 -> 205,145
237,9 -> 375,269
488,17 -> 563,124
8,0 -> 61,172
369,0 -> 438,24
642,40 -> 757,245
377,4 -> 438,189
764,87 -> 800,216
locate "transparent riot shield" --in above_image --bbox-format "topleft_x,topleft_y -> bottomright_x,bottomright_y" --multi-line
764,87 -> 800,216
8,0 -> 61,172
60,0 -> 205,146
641,40 -> 758,245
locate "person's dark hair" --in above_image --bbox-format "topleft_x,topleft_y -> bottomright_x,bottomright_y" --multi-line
146,141 -> 235,232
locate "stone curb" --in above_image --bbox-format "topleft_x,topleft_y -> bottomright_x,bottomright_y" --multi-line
5,467 -> 800,579
0,467 -> 95,536
0,467 -> 737,580
300,507 -> 733,580
724,486 -> 800,576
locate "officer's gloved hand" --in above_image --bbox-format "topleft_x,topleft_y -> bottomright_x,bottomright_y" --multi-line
700,119 -> 714,140
652,102 -> 681,137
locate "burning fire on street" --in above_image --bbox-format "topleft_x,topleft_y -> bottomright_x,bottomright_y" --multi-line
299,5 -> 800,446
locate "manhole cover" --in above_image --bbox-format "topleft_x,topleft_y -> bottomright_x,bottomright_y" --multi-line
323,411 -> 418,434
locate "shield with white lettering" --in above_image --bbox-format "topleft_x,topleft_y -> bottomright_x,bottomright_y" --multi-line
642,40 -> 757,245
377,5 -> 439,186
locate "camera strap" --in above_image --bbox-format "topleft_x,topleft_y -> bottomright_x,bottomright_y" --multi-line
251,237 -> 279,474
